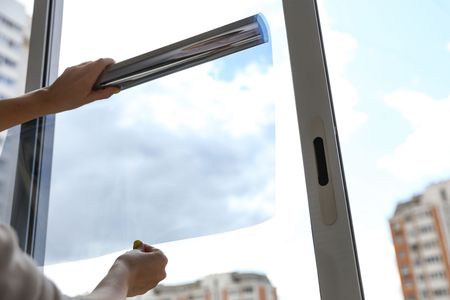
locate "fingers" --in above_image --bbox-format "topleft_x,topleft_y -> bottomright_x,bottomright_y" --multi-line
91,58 -> 115,74
87,86 -> 120,102
78,58 -> 115,83
143,243 -> 154,252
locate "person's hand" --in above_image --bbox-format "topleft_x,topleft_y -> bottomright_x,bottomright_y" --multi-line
88,242 -> 168,300
43,58 -> 120,113
116,242 -> 168,297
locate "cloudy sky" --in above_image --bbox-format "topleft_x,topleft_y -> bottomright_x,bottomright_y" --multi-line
13,0 -> 450,299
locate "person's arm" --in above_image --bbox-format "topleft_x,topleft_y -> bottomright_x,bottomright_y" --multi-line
1,223 -> 167,300
0,58 -> 120,132
83,243 -> 168,300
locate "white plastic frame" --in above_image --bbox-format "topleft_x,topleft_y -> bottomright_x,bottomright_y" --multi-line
11,0 -> 364,298
283,0 -> 364,299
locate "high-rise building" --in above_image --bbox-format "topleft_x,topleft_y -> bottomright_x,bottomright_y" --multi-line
135,272 -> 277,300
0,0 -> 30,223
390,180 -> 450,300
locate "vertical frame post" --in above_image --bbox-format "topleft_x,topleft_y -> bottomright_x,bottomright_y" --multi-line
10,0 -> 63,266
282,0 -> 365,299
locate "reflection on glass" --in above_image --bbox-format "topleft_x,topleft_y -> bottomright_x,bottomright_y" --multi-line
318,0 -> 450,298
0,0 -> 32,223
43,0 -> 320,299
96,14 -> 269,90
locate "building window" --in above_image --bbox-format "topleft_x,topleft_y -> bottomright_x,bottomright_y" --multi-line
401,266 -> 410,276
422,239 -> 439,249
420,224 -> 434,233
0,34 -> 19,50
0,54 -> 17,68
0,14 -> 22,32
425,256 -> 441,264
404,280 -> 413,289
430,271 -> 446,279
434,288 -> 448,296
393,222 -> 401,232
441,189 -> 448,201
0,74 -> 15,86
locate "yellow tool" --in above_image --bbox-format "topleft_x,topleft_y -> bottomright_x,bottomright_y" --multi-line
133,240 -> 143,249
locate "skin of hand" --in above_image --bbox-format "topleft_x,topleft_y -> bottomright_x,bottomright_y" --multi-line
43,58 -> 120,114
87,242 -> 168,300
0,58 -> 119,131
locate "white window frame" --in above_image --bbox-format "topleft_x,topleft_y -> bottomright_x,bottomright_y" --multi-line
10,0 -> 364,299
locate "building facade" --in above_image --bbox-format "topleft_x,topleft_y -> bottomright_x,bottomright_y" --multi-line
135,272 -> 277,300
390,180 -> 450,300
0,0 -> 30,223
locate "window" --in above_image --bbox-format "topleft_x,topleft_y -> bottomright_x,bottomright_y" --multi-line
401,266 -> 410,276
40,1 -> 323,299
0,54 -> 17,68
440,189 -> 447,201
404,281 -> 413,289
420,224 -> 434,233
0,74 -> 15,85
434,288 -> 448,296
14,0 -> 443,299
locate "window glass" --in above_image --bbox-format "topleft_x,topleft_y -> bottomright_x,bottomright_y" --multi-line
0,0 -> 33,224
318,0 -> 450,299
43,1 -> 321,299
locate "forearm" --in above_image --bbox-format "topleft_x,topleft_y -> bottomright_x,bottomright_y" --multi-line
83,261 -> 129,300
0,89 -> 52,131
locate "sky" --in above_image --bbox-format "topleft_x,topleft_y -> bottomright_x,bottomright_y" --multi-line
12,0 -> 450,299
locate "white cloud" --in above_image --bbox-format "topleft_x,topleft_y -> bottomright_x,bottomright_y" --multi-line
318,4 -> 368,142
378,90 -> 450,181
118,62 -> 274,139
354,227 -> 403,299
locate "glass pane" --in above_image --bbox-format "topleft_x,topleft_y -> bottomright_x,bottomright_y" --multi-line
318,0 -> 450,299
0,0 -> 33,224
43,0 -> 321,299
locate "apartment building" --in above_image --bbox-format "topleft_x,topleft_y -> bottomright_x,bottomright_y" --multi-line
0,0 -> 30,223
390,180 -> 450,299
135,272 -> 277,300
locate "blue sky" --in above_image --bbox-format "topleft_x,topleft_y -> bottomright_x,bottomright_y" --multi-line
326,0 -> 450,96
319,0 -> 450,297
322,0 -> 450,202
